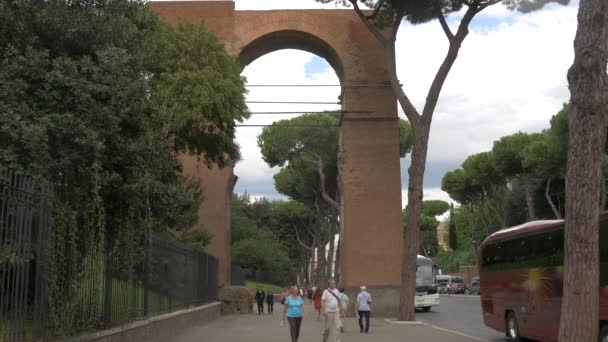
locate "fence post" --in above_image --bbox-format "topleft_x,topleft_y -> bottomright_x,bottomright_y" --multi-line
143,230 -> 150,318
103,250 -> 112,328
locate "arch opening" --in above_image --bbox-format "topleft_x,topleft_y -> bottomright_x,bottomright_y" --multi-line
238,30 -> 345,83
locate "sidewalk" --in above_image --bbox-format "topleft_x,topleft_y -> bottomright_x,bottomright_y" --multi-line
173,305 -> 485,342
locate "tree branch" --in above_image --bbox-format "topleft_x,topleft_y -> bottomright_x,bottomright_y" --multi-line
366,0 -> 386,19
478,0 -> 502,12
545,178 -> 563,219
303,150 -> 341,212
348,0 -> 389,47
293,224 -> 314,251
434,0 -> 455,42
421,3 -> 478,121
383,43 -> 422,125
390,11 -> 404,43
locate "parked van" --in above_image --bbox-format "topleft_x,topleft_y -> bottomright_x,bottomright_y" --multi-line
435,275 -> 466,294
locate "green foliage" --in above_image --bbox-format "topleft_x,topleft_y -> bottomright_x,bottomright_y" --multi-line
404,200 -> 450,257
434,248 -> 476,274
258,112 -> 412,206
149,20 -> 249,165
492,132 -> 538,178
231,194 -> 309,283
166,228 -> 213,251
442,103 -> 577,256
0,1 -> 248,336
522,103 -> 570,178
421,200 -> 450,217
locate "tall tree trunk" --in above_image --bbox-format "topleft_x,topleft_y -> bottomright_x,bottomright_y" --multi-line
559,1 -> 608,341
326,218 -> 336,280
487,186 -> 508,229
334,239 -> 341,284
318,244 -> 327,287
348,0 -> 479,322
315,243 -> 325,286
522,175 -> 537,221
545,178 -> 562,219
601,173 -> 607,210
400,125 -> 430,321
468,205 -> 480,263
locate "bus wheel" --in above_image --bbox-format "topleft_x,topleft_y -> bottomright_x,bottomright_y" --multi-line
422,306 -> 431,312
506,312 -> 521,341
600,324 -> 608,342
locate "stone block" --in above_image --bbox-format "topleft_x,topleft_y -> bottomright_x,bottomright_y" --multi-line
219,286 -> 253,314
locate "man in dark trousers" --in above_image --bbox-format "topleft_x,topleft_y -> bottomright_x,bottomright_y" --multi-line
267,292 -> 274,314
255,289 -> 266,315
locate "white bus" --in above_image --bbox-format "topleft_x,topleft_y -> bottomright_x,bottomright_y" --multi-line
415,255 -> 440,311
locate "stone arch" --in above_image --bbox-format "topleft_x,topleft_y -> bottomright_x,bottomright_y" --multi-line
238,30 -> 344,82
151,1 -> 404,316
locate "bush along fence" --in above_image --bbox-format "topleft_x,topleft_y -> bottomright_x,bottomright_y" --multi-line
0,170 -> 219,341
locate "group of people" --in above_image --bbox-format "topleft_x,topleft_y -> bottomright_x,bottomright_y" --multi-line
277,279 -> 373,342
254,289 -> 275,315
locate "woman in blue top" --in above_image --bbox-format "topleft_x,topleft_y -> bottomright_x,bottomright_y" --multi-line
283,286 -> 305,342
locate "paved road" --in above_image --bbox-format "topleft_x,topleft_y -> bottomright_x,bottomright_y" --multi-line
416,295 -> 509,342
173,304 -> 483,342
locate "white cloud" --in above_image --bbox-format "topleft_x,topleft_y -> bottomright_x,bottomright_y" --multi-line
224,1 -> 578,203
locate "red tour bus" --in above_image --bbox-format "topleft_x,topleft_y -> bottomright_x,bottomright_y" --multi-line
479,213 -> 608,342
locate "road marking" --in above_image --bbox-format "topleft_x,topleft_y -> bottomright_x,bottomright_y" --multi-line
427,325 -> 488,342
384,318 -> 426,325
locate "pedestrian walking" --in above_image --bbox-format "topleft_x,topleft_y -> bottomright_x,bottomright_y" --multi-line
267,292 -> 274,314
313,287 -> 323,321
283,286 -> 305,342
338,288 -> 349,333
255,289 -> 266,315
356,286 -> 372,333
281,287 -> 289,305
322,279 -> 342,342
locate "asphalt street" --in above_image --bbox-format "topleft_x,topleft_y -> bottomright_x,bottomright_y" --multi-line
416,294 -> 510,342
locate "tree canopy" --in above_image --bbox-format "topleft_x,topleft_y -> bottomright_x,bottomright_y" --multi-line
0,1 -> 249,332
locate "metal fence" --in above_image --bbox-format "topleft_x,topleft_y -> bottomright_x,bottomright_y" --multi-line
0,170 -> 220,341
231,264 -> 245,286
0,171 -> 53,342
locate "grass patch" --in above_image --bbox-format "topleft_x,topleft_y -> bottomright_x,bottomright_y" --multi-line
245,281 -> 284,295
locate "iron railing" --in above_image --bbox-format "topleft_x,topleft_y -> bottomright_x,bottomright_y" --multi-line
231,264 -> 246,286
0,171 -> 52,342
0,170 -> 220,341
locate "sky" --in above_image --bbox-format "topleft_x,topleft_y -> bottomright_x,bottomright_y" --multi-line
229,0 -> 579,207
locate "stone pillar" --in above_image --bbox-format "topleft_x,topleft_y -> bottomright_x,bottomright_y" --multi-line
339,84 -> 403,316
178,154 -> 236,287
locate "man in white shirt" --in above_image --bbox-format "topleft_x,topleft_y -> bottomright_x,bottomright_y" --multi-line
356,286 -> 372,333
321,279 -> 342,342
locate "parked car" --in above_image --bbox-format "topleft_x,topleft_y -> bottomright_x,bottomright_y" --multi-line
447,276 -> 466,294
436,275 -> 450,294
436,275 -> 467,294
465,276 -> 480,295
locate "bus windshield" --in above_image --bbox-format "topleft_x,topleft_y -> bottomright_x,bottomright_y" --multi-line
416,257 -> 435,287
